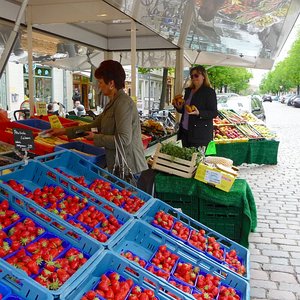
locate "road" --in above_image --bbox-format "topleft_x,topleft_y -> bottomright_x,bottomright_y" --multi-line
238,101 -> 300,299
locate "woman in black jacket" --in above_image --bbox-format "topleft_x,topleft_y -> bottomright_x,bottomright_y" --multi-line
173,65 -> 218,148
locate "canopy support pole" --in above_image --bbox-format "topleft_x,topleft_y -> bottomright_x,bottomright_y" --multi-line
0,0 -> 29,79
130,20 -> 137,102
26,6 -> 35,116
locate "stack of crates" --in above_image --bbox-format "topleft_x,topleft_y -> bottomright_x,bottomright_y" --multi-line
0,150 -> 250,299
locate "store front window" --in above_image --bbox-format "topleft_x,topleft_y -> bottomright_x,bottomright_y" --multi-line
23,65 -> 52,102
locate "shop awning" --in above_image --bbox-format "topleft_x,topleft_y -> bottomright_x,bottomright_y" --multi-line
0,0 -> 299,70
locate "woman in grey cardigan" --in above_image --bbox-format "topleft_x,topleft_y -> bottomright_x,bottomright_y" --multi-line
46,60 -> 148,176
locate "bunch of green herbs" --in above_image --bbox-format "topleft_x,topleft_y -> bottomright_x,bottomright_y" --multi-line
160,142 -> 203,164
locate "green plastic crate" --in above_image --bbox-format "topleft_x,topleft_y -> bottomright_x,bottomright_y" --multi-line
199,199 -> 243,243
155,192 -> 199,220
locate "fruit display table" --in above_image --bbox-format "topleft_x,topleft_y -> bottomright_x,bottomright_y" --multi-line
154,172 -> 257,248
214,139 -> 279,166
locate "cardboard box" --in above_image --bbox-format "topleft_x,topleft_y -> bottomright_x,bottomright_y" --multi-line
194,163 -> 236,192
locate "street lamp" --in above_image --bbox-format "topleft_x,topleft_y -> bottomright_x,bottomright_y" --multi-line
280,85 -> 283,96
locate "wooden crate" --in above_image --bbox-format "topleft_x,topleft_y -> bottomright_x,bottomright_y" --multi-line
152,143 -> 198,178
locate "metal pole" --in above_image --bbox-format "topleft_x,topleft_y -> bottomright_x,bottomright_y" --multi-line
26,6 -> 35,116
131,20 -> 137,101
0,0 -> 29,78
148,71 -> 151,112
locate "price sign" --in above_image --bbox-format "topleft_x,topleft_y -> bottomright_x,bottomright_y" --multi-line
204,169 -> 222,184
13,128 -> 35,150
36,102 -> 47,116
48,115 -> 63,129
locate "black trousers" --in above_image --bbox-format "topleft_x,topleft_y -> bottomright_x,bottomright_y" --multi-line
178,127 -> 209,148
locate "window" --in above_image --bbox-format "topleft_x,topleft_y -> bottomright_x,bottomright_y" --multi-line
23,65 -> 52,102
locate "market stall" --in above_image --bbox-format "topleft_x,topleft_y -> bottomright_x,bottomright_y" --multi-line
212,110 -> 279,166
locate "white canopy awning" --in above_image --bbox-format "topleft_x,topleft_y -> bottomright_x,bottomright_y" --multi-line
0,0 -> 299,70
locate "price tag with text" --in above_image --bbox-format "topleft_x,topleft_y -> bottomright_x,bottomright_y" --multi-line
48,115 -> 63,129
204,169 -> 222,184
13,128 -> 35,150
36,102 -> 47,116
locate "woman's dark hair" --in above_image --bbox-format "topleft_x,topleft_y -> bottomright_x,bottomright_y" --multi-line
94,60 -> 126,90
47,103 -> 53,111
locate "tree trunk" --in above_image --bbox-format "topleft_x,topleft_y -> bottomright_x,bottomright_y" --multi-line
159,67 -> 169,110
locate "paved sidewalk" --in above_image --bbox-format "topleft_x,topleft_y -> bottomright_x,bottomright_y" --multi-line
238,102 -> 300,300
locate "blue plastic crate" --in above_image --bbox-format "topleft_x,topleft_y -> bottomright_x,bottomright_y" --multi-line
0,160 -> 133,248
140,199 -> 250,281
54,142 -> 106,168
0,261 -> 53,300
108,220 -> 250,300
33,150 -> 154,216
0,281 -> 12,299
0,185 -> 103,299
61,250 -> 194,300
16,119 -> 51,130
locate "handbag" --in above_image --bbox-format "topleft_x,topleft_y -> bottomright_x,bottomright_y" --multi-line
112,135 -> 138,187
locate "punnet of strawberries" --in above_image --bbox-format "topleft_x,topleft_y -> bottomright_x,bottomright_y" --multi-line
81,272 -> 134,300
35,247 -> 87,290
150,245 -> 179,273
0,199 -> 21,229
152,211 -> 174,231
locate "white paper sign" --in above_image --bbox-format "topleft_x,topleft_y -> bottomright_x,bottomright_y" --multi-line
204,170 -> 222,184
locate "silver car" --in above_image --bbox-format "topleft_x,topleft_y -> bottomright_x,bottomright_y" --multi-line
218,95 -> 266,121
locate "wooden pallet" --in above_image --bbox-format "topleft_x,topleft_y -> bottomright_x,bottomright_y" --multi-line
152,143 -> 198,178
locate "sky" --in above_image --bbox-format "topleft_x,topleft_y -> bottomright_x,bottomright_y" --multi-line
249,14 -> 300,89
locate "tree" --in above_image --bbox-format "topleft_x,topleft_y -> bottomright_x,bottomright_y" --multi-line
159,67 -> 168,110
207,66 -> 252,93
260,32 -> 300,94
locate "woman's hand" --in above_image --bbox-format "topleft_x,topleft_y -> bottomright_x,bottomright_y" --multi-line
42,128 -> 66,137
172,94 -> 185,110
187,106 -> 200,116
84,131 -> 95,140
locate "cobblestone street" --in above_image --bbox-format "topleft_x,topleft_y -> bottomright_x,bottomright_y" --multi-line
238,101 -> 300,299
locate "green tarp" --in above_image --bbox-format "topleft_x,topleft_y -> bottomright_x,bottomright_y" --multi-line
214,140 -> 279,166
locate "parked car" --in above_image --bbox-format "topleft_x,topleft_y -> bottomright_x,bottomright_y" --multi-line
282,94 -> 295,104
287,95 -> 298,106
217,93 -> 239,103
218,95 -> 266,121
252,94 -> 263,102
271,95 -> 279,101
262,95 -> 272,102
292,95 -> 300,108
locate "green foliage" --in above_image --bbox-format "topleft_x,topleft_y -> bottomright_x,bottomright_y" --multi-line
260,32 -> 300,94
138,67 -> 153,74
206,66 -> 252,93
160,142 -> 202,163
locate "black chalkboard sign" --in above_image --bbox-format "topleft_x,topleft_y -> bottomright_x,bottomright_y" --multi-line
13,128 -> 35,150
